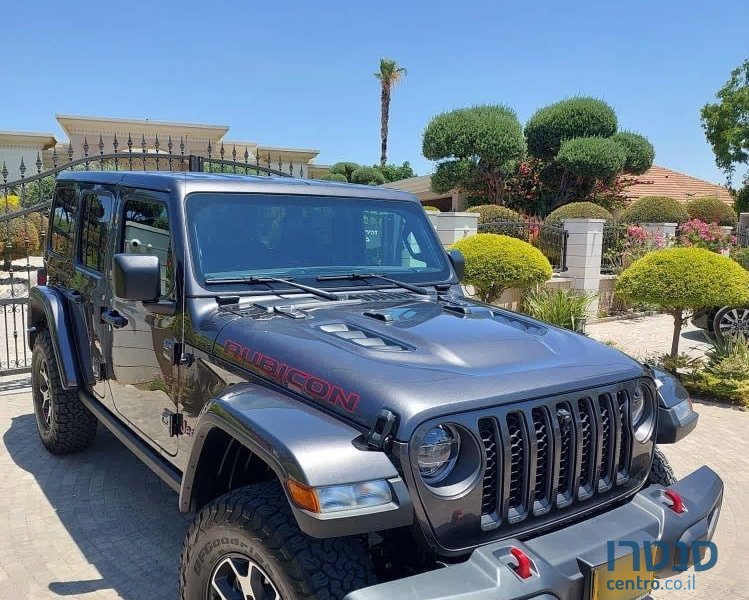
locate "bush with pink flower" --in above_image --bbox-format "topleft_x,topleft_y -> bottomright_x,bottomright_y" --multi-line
677,219 -> 735,254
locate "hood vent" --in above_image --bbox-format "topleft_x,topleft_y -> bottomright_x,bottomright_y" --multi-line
346,291 -> 415,303
491,311 -> 547,336
318,323 -> 410,351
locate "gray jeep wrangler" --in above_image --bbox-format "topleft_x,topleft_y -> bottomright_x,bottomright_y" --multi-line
29,171 -> 721,600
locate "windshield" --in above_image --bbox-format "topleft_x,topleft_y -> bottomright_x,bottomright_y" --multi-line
185,193 -> 451,286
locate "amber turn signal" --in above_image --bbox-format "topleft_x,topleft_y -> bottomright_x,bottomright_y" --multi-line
286,479 -> 321,513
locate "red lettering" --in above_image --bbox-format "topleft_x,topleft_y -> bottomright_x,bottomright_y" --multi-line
305,376 -> 330,399
329,387 -> 360,413
221,340 -> 359,414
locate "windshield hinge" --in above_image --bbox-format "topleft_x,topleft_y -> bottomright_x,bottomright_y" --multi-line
367,408 -> 398,451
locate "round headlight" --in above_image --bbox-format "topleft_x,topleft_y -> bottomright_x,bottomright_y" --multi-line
418,425 -> 460,484
632,382 -> 655,442
631,385 -> 646,424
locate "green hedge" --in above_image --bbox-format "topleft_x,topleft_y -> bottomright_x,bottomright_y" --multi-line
466,204 -> 522,224
685,196 -> 736,226
544,201 -> 613,225
620,196 -> 689,224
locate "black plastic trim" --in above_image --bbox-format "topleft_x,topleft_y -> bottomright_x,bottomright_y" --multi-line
77,388 -> 182,492
28,286 -> 80,389
657,404 -> 699,444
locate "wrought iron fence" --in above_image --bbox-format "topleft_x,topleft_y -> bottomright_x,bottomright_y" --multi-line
738,226 -> 749,248
0,135 -> 302,375
477,220 -> 568,272
601,223 -> 629,274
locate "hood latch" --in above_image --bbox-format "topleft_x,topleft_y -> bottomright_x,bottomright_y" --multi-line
366,408 -> 398,451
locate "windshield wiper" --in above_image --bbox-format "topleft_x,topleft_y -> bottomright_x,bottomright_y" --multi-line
316,272 -> 430,295
204,276 -> 338,301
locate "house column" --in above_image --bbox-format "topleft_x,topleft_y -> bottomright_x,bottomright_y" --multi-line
562,218 -> 605,318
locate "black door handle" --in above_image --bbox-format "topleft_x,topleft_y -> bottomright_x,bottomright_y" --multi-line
101,309 -> 127,329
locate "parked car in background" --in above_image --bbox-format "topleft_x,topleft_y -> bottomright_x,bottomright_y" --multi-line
693,305 -> 749,338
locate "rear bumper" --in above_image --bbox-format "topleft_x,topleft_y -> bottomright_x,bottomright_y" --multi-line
345,466 -> 723,600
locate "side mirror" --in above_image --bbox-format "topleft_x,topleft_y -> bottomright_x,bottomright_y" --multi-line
113,254 -> 160,302
448,249 -> 465,281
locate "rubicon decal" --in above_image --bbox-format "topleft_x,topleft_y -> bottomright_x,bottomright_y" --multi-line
223,340 -> 360,413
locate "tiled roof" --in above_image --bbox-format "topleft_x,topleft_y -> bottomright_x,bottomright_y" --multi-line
625,165 -> 732,204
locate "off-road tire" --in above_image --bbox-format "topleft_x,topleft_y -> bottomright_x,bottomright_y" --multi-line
648,447 -> 676,486
31,328 -> 97,454
180,481 -> 376,600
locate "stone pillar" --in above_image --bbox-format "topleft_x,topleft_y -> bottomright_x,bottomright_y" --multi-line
450,190 -> 467,212
563,218 -> 605,318
739,213 -> 749,230
428,212 -> 479,247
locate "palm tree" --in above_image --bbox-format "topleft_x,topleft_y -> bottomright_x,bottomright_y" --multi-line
375,58 -> 407,166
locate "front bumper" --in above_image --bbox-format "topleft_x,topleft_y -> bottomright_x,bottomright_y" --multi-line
345,466 -> 723,600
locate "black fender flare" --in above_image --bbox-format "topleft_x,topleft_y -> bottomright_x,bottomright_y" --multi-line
180,383 -> 413,538
28,286 -> 80,389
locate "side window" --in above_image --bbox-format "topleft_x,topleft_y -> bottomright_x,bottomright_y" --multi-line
78,190 -> 114,272
121,196 -> 173,298
50,186 -> 78,257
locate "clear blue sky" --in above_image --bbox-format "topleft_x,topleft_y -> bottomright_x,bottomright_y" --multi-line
3,0 -> 747,184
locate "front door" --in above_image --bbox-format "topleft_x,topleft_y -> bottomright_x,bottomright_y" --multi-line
107,189 -> 179,456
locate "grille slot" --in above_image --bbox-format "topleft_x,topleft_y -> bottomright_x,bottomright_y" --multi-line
478,418 -> 499,520
616,391 -> 632,483
531,408 -> 551,509
577,398 -> 595,499
555,402 -> 575,506
506,413 -> 528,521
476,385 -> 638,531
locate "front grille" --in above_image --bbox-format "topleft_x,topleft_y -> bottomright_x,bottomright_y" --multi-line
479,387 -> 635,529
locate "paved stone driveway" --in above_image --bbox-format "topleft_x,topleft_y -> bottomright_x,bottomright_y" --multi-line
0,315 -> 745,599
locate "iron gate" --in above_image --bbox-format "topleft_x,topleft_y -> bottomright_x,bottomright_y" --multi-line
0,135 -> 299,375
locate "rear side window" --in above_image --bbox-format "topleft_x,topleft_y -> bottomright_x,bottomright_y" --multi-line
50,186 -> 78,257
78,190 -> 114,272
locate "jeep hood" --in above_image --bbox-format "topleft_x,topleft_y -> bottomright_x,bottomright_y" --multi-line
211,296 -> 645,439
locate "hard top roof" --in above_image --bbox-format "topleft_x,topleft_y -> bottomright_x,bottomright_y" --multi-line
56,170 -> 419,202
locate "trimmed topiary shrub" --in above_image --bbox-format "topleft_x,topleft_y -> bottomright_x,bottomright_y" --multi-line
611,131 -> 655,175
555,137 -> 627,180
329,162 -> 361,181
451,233 -> 552,303
545,201 -> 613,225
620,196 -> 689,224
423,105 -> 526,204
466,204 -> 522,224
525,97 -> 618,159
685,196 -> 736,226
350,166 -> 387,186
319,173 -> 348,183
616,247 -> 749,357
